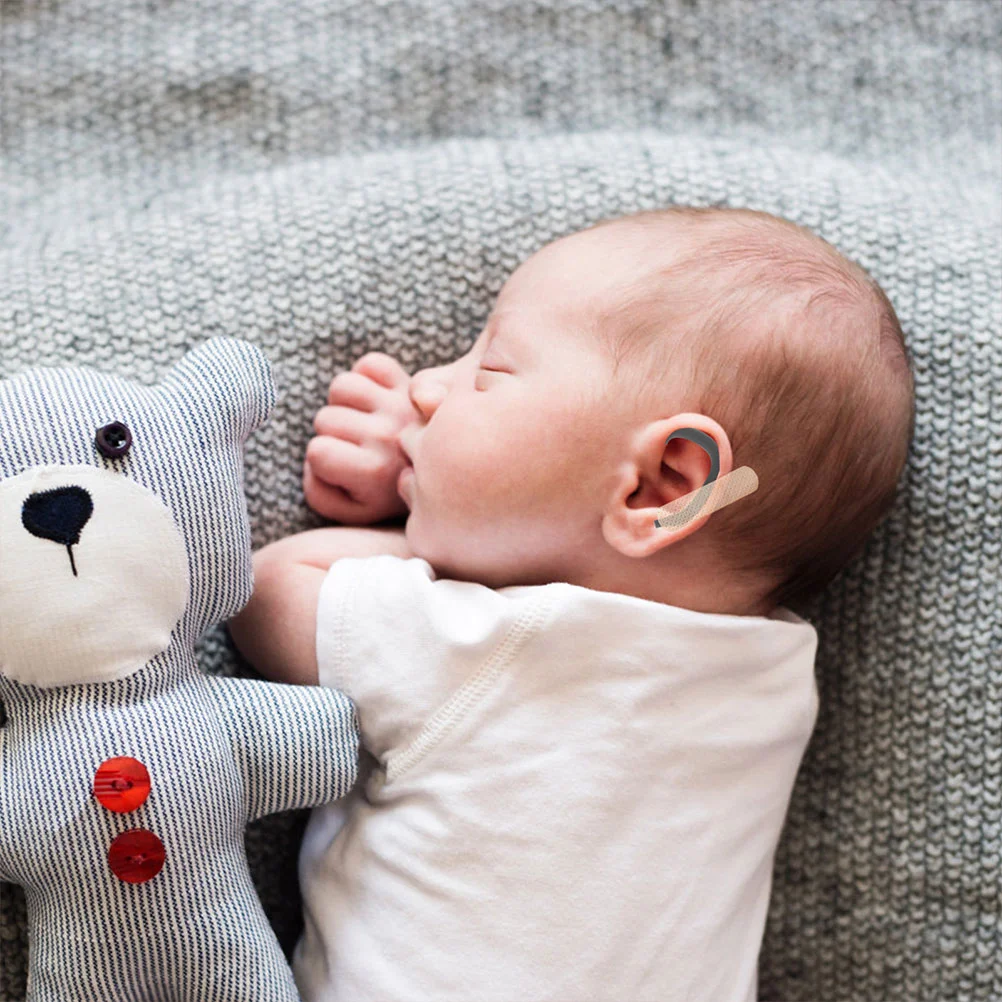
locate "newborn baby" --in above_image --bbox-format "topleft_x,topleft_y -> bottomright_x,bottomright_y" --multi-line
228,206 -> 915,1002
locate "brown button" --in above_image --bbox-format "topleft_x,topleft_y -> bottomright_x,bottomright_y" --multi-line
108,829 -> 165,884
95,421 -> 132,459
94,757 -> 151,813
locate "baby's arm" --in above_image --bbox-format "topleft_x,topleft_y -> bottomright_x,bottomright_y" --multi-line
227,526 -> 413,686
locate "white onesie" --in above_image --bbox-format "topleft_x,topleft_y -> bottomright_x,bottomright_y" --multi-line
294,555 -> 819,1002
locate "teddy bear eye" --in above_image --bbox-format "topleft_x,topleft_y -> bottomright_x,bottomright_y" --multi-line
95,421 -> 133,459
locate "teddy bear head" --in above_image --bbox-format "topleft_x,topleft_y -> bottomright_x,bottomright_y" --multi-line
0,338 -> 275,689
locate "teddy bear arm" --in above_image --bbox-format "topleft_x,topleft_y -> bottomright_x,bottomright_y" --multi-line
208,676 -> 359,821
0,769 -> 14,882
0,827 -> 21,882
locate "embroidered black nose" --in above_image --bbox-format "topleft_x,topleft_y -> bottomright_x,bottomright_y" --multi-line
22,486 -> 94,577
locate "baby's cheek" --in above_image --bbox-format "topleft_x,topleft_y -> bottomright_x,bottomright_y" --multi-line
433,428 -> 522,519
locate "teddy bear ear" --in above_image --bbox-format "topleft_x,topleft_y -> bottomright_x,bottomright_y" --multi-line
158,337 -> 277,441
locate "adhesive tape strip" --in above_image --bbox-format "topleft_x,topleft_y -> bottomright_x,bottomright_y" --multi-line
653,466 -> 759,529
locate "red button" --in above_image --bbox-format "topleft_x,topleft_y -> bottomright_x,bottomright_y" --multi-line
108,829 -> 165,884
93,757 -> 151,813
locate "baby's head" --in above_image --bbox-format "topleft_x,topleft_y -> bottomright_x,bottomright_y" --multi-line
400,206 -> 915,617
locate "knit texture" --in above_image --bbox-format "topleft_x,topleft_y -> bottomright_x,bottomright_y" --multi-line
1,1 -> 999,1000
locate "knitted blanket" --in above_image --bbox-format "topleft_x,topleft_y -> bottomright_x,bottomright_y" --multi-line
1,1 -> 999,1000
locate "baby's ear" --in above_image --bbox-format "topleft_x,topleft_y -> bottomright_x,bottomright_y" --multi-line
158,337 -> 277,442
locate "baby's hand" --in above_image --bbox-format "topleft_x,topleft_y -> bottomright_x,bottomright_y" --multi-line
304,352 -> 419,525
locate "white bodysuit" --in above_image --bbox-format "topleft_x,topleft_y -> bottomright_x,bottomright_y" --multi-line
295,555 -> 819,1002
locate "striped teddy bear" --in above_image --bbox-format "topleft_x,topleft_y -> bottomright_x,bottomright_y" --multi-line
0,338 -> 358,1002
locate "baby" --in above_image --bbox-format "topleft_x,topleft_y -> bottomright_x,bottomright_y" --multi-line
227,206 -> 915,1002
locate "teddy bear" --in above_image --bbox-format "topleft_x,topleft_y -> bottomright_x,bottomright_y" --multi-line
0,337 -> 359,1002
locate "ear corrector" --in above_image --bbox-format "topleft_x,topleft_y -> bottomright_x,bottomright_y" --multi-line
653,428 -> 758,529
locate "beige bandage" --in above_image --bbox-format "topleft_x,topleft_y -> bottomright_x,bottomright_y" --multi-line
653,466 -> 759,530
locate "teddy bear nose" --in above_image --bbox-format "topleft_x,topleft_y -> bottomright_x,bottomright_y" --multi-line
21,485 -> 94,549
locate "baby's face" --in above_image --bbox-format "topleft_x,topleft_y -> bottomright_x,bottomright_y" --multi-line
400,227 -> 636,589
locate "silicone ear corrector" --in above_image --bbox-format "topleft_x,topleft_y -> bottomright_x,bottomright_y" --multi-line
653,428 -> 758,530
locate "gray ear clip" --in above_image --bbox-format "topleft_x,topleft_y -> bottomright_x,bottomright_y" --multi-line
653,428 -> 758,529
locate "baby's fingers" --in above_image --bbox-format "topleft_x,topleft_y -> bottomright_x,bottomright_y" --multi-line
303,437 -> 388,525
313,404 -> 394,444
303,459 -> 370,525
326,353 -> 410,408
304,435 -> 382,489
326,370 -> 379,410
351,352 -> 411,390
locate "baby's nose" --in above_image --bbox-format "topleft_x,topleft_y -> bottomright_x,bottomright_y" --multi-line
409,367 -> 449,418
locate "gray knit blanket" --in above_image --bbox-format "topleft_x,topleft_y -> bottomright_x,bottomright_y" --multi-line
1,2 -> 999,1000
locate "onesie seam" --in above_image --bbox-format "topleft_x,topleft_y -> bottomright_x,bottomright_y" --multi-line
383,590 -> 558,784
329,559 -> 358,695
